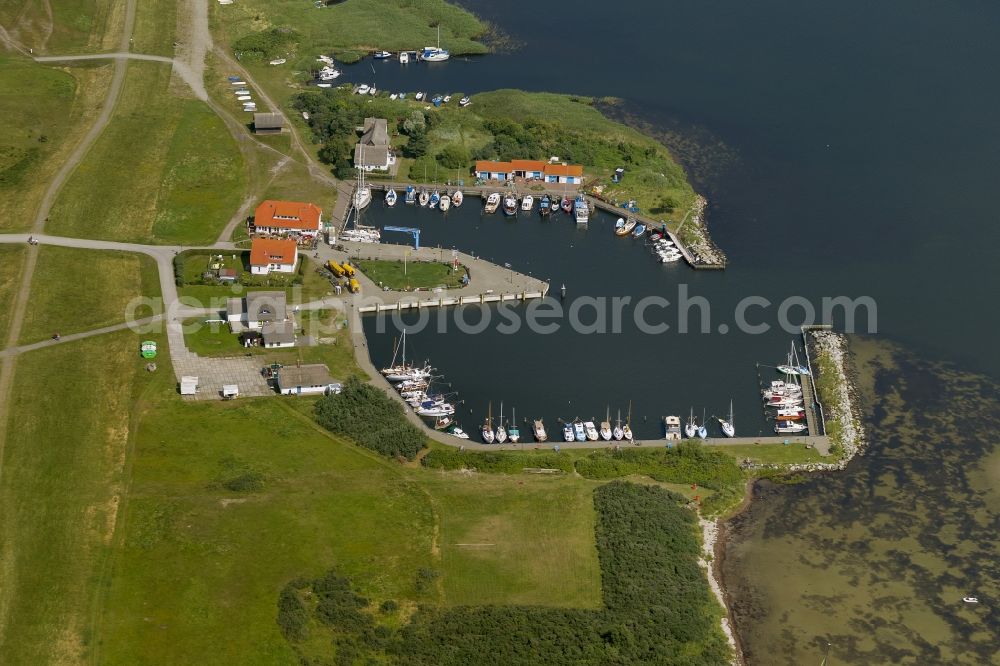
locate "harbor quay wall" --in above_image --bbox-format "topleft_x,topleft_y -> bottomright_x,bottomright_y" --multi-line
335,180 -> 727,271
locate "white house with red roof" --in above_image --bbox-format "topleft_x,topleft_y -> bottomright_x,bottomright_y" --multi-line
474,160 -> 584,184
249,238 -> 298,275
251,200 -> 323,238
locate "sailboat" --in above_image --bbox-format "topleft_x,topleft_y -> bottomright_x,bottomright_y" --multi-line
533,418 -> 547,442
777,341 -> 811,375
685,407 -> 698,438
599,407 -> 613,441
613,410 -> 624,441
697,409 -> 708,439
418,189 -> 429,207
482,404 -> 495,443
622,403 -> 634,441
509,408 -> 520,443
354,164 -> 371,210
429,190 -> 440,209
381,329 -> 428,380
718,400 -> 735,437
452,189 -> 463,207
496,402 -> 508,443
420,25 -> 450,62
385,188 -> 398,207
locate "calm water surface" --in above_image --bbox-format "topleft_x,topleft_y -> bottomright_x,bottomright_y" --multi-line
345,0 -> 1000,661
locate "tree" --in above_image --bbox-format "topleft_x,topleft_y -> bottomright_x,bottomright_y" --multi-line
436,144 -> 469,170
401,110 -> 426,135
402,128 -> 429,158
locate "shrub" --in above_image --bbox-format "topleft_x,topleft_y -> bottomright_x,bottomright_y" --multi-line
233,28 -> 300,61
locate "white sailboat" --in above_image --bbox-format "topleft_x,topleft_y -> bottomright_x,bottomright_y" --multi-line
385,188 -> 397,207
482,404 -> 495,443
718,400 -> 735,438
622,402 -> 634,441
613,409 -> 624,441
495,402 -> 508,443
685,407 -> 698,438
354,162 -> 371,210
697,409 -> 708,439
509,408 -> 520,443
599,407 -> 613,441
420,25 -> 450,62
452,189 -> 464,207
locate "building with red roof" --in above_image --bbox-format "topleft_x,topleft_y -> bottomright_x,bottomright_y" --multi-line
251,200 -> 323,237
474,160 -> 584,185
249,238 -> 299,275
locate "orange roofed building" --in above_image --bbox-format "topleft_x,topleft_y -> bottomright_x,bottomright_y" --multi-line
251,200 -> 323,238
250,238 -> 299,275
475,160 -> 584,185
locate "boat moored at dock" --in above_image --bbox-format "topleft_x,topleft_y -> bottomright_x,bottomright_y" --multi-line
533,419 -> 548,442
483,192 -> 501,214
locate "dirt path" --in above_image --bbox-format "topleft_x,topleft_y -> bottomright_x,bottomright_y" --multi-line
35,52 -> 207,100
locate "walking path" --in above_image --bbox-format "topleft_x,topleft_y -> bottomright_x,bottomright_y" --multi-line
34,52 -> 207,100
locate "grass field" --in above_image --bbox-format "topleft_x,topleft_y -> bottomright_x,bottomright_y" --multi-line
357,259 -> 466,291
19,246 -> 161,344
131,0 -> 176,56
0,245 -> 28,342
0,330 -> 162,664
89,393 -> 602,662
0,57 -> 113,232
47,61 -> 247,245
0,0 -> 123,53
712,441 -> 827,465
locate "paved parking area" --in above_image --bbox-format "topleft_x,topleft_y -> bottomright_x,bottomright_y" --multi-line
173,354 -> 272,401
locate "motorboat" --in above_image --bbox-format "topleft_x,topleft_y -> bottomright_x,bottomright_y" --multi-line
429,190 -> 440,209
521,195 -> 534,211
503,192 -> 518,216
399,51 -> 410,64
659,251 -> 682,263
574,195 -> 589,224
615,217 -> 625,234
562,422 -> 575,442
448,426 -> 469,440
573,420 -> 587,442
389,93 -> 398,100
539,194 -> 551,216
373,50 -> 392,59
963,597 -> 979,603
434,416 -> 453,430
368,86 -> 377,96
664,415 -> 682,441
685,408 -> 698,438
777,364 -> 811,376
415,92 -> 425,101
443,95 -> 452,103
431,95 -> 443,107
417,402 -> 455,417
775,420 -> 808,434
399,92 -> 407,99
533,419 -> 548,442
484,192 -> 501,214
632,223 -> 646,237
584,421 -> 599,441
452,190 -> 463,207
385,188 -> 398,207
439,194 -> 451,212
718,400 -> 736,438
418,189 -> 429,207
765,395 -> 804,408
508,408 -> 520,443
356,84 -> 371,95
405,185 -> 416,204
237,95 -> 252,101
561,196 -> 573,213
459,96 -> 471,107
776,407 -> 805,420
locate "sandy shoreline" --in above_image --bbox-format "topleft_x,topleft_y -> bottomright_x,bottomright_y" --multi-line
699,515 -> 743,665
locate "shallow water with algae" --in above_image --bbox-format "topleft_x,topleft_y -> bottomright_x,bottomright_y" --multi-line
722,337 -> 1000,664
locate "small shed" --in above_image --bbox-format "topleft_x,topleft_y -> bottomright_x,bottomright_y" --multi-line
180,376 -> 199,395
222,384 -> 239,399
253,112 -> 285,135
